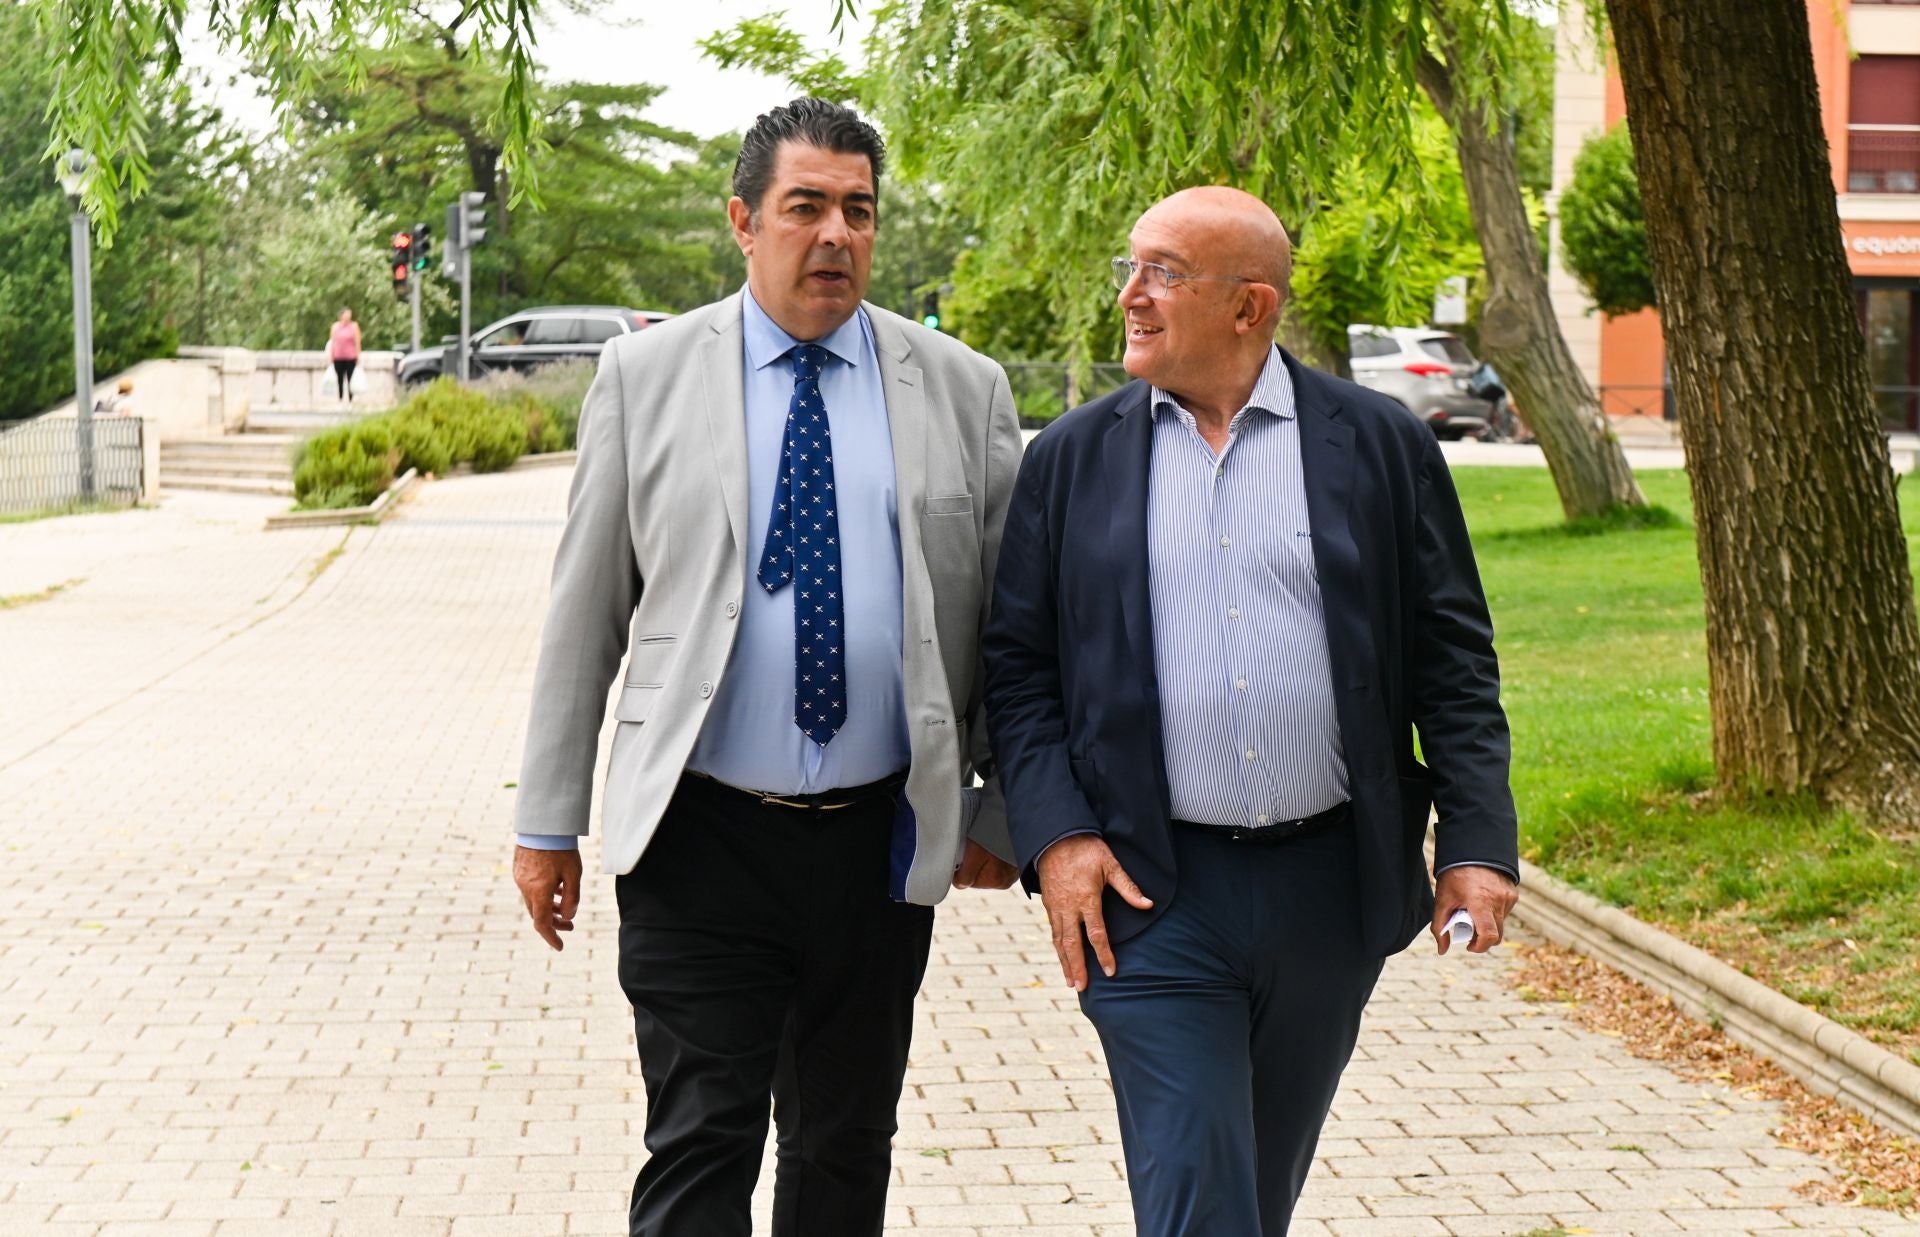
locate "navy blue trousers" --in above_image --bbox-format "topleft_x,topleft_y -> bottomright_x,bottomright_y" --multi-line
1079,822 -> 1383,1236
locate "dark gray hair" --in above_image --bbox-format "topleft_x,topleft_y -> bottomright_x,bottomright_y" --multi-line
733,97 -> 886,218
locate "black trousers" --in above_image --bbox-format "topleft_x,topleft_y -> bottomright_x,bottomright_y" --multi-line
615,776 -> 934,1237
1078,822 -> 1383,1236
332,357 -> 356,399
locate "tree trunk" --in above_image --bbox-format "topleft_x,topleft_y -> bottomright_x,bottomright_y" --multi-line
1417,49 -> 1645,520
1605,0 -> 1920,823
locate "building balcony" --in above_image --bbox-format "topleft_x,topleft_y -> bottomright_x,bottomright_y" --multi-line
1849,127 -> 1920,194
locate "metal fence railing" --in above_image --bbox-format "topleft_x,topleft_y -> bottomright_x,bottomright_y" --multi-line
1876,386 -> 1920,434
1001,362 -> 1133,425
1597,385 -> 1920,434
0,416 -> 144,516
1596,384 -> 1675,421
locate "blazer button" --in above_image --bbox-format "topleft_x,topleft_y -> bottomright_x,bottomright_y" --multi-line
724,601 -> 738,618
698,681 -> 713,698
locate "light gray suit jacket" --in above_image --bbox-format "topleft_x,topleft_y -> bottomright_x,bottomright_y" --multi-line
514,291 -> 1022,904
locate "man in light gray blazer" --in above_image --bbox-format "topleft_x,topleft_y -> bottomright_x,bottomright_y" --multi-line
510,98 -> 1022,1237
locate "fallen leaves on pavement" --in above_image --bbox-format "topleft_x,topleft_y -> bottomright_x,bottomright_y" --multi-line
1508,941 -> 1917,1213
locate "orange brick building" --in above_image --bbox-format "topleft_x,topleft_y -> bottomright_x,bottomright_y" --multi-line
1549,2 -> 1920,430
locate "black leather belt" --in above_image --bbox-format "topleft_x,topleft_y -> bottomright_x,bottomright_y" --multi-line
684,769 -> 907,812
1175,800 -> 1350,845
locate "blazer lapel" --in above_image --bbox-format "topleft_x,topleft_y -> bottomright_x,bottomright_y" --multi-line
700,293 -> 750,557
871,313 -> 928,552
1103,383 -> 1160,712
1288,352 -> 1365,685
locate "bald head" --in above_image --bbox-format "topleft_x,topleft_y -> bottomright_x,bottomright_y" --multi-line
1139,186 -> 1292,298
1119,185 -> 1294,418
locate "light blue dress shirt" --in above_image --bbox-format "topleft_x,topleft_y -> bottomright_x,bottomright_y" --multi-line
518,290 -> 909,850
1034,347 -> 1513,884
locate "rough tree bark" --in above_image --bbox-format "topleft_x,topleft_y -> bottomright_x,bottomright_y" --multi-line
1417,45 -> 1646,521
1605,0 -> 1920,823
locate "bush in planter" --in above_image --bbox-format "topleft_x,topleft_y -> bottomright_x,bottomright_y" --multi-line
477,360 -> 594,454
385,378 -> 527,474
389,379 -> 488,476
520,359 -> 595,451
292,419 -> 398,509
466,399 -> 531,472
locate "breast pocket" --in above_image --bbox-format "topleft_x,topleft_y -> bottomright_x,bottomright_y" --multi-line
923,493 -> 974,516
1269,529 -> 1319,588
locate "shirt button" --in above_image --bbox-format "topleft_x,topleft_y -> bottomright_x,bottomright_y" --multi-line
724,601 -> 738,618
1256,813 -> 1270,824
1236,678 -> 1248,690
1219,536 -> 1231,548
1228,607 -> 1241,620
1215,465 -> 1224,478
1245,749 -> 1258,762
698,682 -> 713,698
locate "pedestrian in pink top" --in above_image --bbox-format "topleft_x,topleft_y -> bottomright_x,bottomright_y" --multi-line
327,309 -> 362,403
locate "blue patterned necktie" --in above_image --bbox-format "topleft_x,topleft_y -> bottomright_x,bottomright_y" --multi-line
757,343 -> 846,747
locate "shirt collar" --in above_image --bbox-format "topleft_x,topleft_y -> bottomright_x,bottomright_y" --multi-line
742,284 -> 870,372
1151,345 -> 1295,423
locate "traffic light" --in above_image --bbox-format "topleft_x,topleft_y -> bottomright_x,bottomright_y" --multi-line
410,222 -> 431,271
460,191 -> 487,250
390,230 -> 413,296
919,290 -> 941,331
444,192 -> 488,279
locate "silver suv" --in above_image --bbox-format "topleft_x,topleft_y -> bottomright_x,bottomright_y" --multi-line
1346,325 -> 1492,439
398,305 -> 674,387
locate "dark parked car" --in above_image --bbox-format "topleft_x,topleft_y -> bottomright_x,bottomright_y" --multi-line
398,305 -> 674,387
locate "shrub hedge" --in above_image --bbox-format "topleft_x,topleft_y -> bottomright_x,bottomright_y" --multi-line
292,366 -> 595,509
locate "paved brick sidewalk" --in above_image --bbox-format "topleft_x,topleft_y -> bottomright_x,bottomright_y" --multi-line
2,468 -> 1915,1236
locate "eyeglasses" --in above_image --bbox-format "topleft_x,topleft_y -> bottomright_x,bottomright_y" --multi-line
1110,256 -> 1256,298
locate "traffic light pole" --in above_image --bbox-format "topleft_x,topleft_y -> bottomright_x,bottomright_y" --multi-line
410,274 -> 422,355
456,251 -> 472,382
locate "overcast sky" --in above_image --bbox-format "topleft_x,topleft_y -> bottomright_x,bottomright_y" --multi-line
185,3 -> 872,141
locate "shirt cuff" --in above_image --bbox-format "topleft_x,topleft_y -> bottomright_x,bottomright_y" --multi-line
515,833 -> 581,851
1436,859 -> 1519,884
1035,829 -> 1101,866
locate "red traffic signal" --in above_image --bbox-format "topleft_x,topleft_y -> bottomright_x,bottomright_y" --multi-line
391,230 -> 414,294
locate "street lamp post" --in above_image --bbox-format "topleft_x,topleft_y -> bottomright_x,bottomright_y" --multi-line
57,150 -> 95,500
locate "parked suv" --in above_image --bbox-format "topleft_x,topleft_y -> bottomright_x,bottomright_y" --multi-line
398,305 -> 674,387
1346,325 -> 1493,439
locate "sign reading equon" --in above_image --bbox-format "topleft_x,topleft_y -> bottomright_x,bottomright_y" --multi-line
1851,235 -> 1920,258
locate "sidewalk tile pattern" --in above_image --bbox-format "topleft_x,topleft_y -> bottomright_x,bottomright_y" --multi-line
2,471 -> 1915,1235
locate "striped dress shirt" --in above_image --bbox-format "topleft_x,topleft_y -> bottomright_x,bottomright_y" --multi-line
1147,346 -> 1349,828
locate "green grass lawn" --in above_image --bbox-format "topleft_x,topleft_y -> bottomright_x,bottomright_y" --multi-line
1457,466 -> 1920,1061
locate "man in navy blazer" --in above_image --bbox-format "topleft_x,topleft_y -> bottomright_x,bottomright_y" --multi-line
982,186 -> 1520,1235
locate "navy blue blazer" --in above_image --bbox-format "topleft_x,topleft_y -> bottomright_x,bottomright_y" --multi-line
981,351 -> 1518,957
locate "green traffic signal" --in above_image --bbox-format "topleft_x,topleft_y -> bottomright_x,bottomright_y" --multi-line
921,314 -> 940,331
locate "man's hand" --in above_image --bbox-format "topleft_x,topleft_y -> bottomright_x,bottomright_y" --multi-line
1035,835 -> 1153,991
1432,864 -> 1518,955
515,846 -> 584,951
953,839 -> 1019,890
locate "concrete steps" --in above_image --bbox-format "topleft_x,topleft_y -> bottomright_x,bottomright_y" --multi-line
245,408 -> 371,434
160,435 -> 300,496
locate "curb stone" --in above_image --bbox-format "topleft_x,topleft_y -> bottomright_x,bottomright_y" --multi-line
1510,856 -> 1920,1140
264,467 -> 420,530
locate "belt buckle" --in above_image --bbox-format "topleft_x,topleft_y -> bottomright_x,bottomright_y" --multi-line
756,791 -> 810,810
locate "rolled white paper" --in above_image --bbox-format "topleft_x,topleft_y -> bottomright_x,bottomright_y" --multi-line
1444,908 -> 1475,949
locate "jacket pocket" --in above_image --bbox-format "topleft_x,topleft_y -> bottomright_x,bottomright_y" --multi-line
626,633 -> 677,688
614,684 -> 662,725
924,493 -> 974,516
